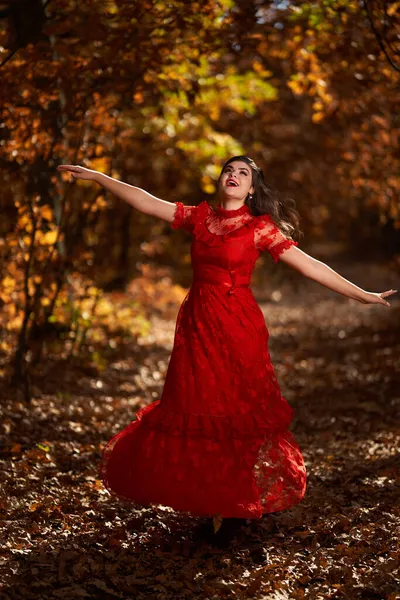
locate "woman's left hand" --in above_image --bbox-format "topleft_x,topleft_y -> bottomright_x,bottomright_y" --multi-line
359,289 -> 397,307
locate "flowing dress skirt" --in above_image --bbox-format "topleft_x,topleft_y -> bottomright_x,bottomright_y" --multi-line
101,281 -> 306,518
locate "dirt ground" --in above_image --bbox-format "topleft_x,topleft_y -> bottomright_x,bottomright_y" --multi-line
1,259 -> 399,600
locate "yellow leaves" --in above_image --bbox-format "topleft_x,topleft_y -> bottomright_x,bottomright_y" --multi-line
3,314 -> 23,330
104,0 -> 118,15
312,112 -> 325,124
209,104 -> 220,121
94,195 -> 108,210
42,230 -> 58,245
288,78 -> 304,96
203,183 -> 216,194
387,2 -> 400,16
1,276 -> 16,293
17,211 -> 30,228
28,278 -> 36,298
88,157 -> 110,174
36,443 -> 51,452
87,286 -> 100,297
288,47 -> 336,122
40,206 -> 54,221
252,61 -> 264,74
201,176 -> 216,195
196,70 -> 277,121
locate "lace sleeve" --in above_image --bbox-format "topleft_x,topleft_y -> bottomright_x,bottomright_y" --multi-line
171,202 -> 198,233
254,215 -> 298,263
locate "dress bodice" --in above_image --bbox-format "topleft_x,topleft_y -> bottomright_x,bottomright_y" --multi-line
172,200 -> 298,271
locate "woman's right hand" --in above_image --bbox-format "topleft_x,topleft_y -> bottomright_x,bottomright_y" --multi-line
57,164 -> 98,181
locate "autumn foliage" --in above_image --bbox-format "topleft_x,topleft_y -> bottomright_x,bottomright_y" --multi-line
0,2 -> 399,598
0,0 -> 399,387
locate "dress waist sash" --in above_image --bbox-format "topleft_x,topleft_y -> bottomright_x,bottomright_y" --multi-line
193,265 -> 251,296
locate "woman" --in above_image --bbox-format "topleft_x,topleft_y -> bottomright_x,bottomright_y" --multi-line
57,156 -> 396,540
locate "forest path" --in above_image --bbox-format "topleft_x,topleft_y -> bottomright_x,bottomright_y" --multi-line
1,260 -> 399,599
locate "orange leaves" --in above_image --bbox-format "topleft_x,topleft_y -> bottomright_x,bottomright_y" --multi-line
287,47 -> 336,123
1,275 -> 16,293
39,205 -> 54,222
0,0 -> 398,393
0,275 -> 399,596
287,76 -> 304,96
88,157 -> 110,175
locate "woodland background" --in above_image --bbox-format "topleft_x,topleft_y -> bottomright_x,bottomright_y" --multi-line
0,1 -> 399,599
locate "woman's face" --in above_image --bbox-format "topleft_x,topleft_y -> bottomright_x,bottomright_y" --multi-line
218,160 -> 255,202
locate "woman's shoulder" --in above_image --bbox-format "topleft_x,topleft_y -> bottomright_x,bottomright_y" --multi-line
192,200 -> 213,219
251,212 -> 274,227
198,199 -> 212,211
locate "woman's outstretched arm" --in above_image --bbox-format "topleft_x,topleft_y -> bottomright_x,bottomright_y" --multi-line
57,165 -> 176,224
277,246 -> 397,307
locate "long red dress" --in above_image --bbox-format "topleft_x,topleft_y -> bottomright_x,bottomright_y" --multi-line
101,200 -> 307,518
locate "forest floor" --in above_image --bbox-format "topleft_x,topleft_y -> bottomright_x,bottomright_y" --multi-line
0,259 -> 399,600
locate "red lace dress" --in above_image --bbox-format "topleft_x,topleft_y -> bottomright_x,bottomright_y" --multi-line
101,201 -> 307,518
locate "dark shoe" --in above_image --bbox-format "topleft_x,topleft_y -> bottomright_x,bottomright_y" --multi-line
210,517 -> 248,548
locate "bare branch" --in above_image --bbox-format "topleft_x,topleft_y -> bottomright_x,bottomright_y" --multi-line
363,0 -> 400,73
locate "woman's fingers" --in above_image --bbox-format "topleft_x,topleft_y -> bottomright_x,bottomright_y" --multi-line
56,164 -> 95,181
376,295 -> 390,307
379,290 -> 397,302
363,290 -> 397,307
378,290 -> 398,307
57,165 -> 82,172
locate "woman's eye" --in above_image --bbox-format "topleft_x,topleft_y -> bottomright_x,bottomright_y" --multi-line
223,168 -> 247,175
